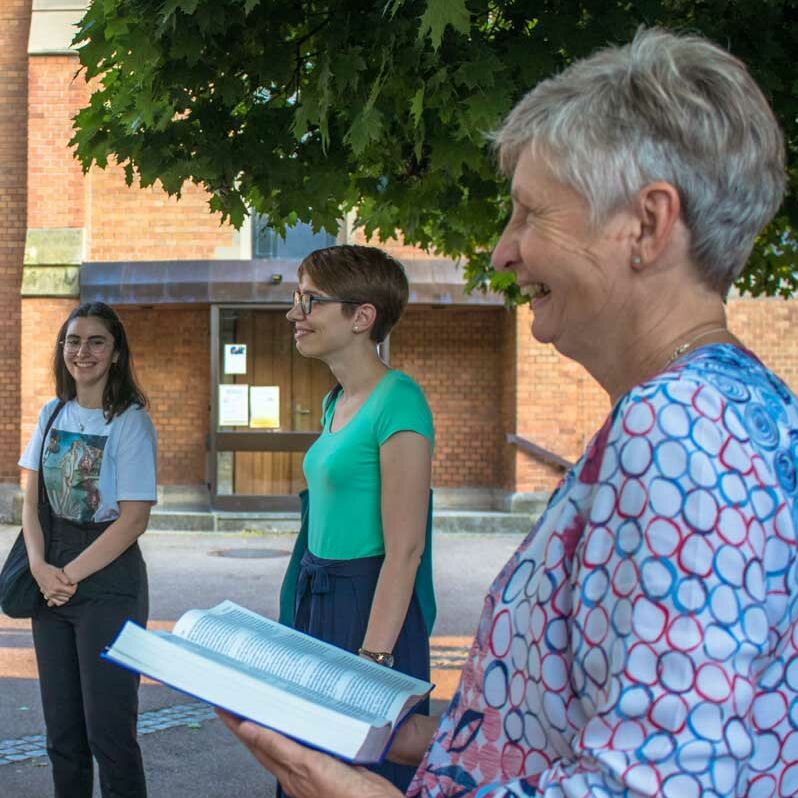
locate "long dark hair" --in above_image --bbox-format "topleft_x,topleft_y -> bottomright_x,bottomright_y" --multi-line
54,302 -> 148,422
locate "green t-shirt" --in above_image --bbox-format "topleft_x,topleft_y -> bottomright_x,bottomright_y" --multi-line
304,370 -> 434,560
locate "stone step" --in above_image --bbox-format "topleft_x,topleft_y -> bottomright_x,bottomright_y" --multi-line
433,511 -> 534,535
147,508 -> 536,535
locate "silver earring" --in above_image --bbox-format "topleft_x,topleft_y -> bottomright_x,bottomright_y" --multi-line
632,256 -> 641,265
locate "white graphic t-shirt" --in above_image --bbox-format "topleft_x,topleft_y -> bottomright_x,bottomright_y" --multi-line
19,399 -> 157,523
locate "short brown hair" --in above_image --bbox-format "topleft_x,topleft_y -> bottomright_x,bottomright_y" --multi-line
297,245 -> 409,343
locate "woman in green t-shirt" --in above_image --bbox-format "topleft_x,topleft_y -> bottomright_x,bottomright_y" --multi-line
279,244 -> 435,794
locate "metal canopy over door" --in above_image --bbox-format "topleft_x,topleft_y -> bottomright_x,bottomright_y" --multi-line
210,305 -> 336,510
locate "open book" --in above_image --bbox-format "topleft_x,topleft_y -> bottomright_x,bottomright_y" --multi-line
103,600 -> 433,764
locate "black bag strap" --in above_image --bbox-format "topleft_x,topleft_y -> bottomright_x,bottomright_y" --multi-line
37,400 -> 65,511
321,384 -> 342,427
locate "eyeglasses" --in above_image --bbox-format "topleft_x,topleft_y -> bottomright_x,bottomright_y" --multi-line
60,336 -> 111,355
292,291 -> 361,316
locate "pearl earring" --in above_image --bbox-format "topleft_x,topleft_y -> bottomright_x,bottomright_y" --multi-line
632,256 -> 641,265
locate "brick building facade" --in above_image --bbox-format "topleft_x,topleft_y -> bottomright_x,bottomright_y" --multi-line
9,3 -> 798,516
0,0 -> 32,489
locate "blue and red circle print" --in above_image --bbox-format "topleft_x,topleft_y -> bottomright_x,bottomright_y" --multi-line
408,345 -> 798,798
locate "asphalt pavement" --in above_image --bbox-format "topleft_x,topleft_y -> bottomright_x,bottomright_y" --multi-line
0,524 -> 528,798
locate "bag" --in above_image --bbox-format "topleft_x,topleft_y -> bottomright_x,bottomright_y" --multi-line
0,530 -> 42,618
0,402 -> 64,618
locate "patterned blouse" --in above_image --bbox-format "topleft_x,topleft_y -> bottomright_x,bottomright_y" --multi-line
408,344 -> 798,798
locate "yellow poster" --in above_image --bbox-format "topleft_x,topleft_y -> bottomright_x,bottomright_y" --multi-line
250,386 -> 280,429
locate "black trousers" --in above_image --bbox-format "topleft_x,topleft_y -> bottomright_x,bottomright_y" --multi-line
32,517 -> 149,798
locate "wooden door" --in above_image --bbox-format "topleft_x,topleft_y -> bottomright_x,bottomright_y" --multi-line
230,310 -> 334,495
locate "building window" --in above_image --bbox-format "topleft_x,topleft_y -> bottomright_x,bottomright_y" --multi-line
252,214 -> 336,259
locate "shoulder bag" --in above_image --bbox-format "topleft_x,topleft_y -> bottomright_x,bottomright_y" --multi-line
0,401 -> 65,618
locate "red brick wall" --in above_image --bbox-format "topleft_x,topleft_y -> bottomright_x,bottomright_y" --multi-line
727,297 -> 798,387
499,308 -> 518,491
20,297 -> 798,498
28,56 -> 87,229
391,306 -> 506,488
20,298 -> 77,455
510,306 -> 608,495
87,169 -> 235,262
350,228 -> 438,261
0,1 -> 32,481
28,55 -> 234,261
117,307 -> 209,485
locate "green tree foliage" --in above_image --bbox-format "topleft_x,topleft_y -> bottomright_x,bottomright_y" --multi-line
71,0 -> 798,300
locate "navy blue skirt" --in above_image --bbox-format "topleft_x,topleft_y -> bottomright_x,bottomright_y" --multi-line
286,549 -> 430,794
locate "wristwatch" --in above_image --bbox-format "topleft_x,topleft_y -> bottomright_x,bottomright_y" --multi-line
357,647 -> 395,668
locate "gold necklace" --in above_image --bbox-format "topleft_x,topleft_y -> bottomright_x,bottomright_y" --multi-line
667,326 -> 729,366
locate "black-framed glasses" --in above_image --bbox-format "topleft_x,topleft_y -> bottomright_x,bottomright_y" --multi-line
292,290 -> 361,316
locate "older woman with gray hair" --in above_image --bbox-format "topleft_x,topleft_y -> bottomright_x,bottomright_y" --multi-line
219,27 -> 798,797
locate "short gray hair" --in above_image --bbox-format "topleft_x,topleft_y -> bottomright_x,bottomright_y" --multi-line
493,27 -> 786,293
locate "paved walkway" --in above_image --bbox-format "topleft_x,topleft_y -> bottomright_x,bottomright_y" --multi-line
0,641 -> 470,767
0,702 -> 216,765
0,526 -> 523,796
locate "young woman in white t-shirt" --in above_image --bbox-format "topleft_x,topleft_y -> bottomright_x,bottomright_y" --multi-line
19,301 -> 156,798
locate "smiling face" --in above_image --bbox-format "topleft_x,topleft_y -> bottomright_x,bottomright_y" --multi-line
491,148 -> 635,363
62,316 -> 118,397
285,274 -> 357,361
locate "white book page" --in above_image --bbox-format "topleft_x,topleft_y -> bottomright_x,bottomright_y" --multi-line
107,622 -> 376,760
154,631 -> 388,724
173,601 -> 429,723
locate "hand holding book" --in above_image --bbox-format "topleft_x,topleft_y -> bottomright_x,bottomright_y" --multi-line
218,710 -> 406,798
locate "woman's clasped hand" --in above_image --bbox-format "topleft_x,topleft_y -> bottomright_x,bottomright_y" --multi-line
32,563 -> 75,606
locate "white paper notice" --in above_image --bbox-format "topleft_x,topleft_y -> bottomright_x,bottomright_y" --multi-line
224,344 -> 247,375
219,384 -> 249,426
250,386 -> 280,429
